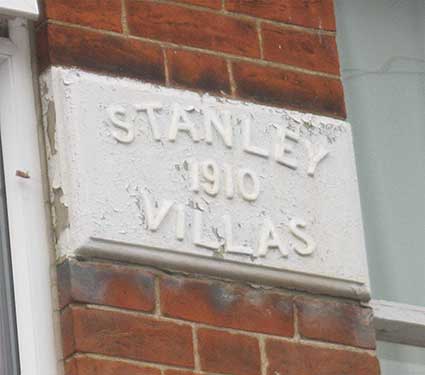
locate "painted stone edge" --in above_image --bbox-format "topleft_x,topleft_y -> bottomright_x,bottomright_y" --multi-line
39,66 -> 371,301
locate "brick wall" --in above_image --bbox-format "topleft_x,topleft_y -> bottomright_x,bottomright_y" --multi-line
58,259 -> 379,375
36,0 -> 345,118
35,1 -> 380,374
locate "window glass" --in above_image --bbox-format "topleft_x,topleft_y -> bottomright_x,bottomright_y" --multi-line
335,0 -> 425,306
378,341 -> 425,375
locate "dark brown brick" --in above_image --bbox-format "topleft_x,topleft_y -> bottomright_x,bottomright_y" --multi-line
198,328 -> 261,375
266,339 -> 380,375
174,0 -> 222,9
61,306 -> 76,358
127,0 -> 260,58
160,276 -> 293,336
65,356 -> 162,375
67,305 -> 194,367
262,24 -> 340,75
36,23 -> 165,83
232,61 -> 346,118
295,296 -> 376,349
225,0 -> 336,31
36,22 -> 51,73
166,49 -> 231,95
43,0 -> 122,32
57,260 -> 156,312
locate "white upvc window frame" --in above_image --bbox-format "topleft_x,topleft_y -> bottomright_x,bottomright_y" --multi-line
372,300 -> 425,348
0,18 -> 58,375
0,0 -> 38,20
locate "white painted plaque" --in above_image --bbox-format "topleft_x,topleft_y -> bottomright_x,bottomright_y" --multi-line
42,68 -> 370,300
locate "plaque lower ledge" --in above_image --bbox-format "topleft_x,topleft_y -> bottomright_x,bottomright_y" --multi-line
74,238 -> 370,302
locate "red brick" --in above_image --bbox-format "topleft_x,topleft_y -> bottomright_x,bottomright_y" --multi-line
57,260 -> 155,312
64,358 -> 78,375
174,0 -> 222,9
61,307 -> 76,359
36,23 -> 165,83
66,356 -> 162,375
232,61 -> 346,118
295,296 -> 376,349
266,339 -> 380,375
198,328 -> 260,375
43,0 -> 122,32
160,276 -> 293,336
67,305 -> 194,367
127,1 -> 260,58
166,49 -> 231,95
164,370 -> 201,375
225,0 -> 336,31
262,24 -> 340,75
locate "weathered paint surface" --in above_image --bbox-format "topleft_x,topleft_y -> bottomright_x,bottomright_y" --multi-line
41,67 -> 370,300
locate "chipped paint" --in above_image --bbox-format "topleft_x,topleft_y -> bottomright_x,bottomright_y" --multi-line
52,187 -> 69,242
39,67 -> 371,300
46,101 -> 57,155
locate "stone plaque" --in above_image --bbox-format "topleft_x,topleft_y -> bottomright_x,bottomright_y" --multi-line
42,68 -> 370,300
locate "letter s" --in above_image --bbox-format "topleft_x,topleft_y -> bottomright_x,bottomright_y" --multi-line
289,218 -> 316,256
107,105 -> 134,144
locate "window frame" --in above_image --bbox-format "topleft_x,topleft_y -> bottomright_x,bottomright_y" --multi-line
0,0 -> 38,20
0,18 -> 57,375
372,300 -> 425,348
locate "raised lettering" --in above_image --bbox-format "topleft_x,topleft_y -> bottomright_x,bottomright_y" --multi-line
238,168 -> 260,202
223,215 -> 253,255
141,192 -> 174,231
169,103 -> 199,142
243,118 -> 269,158
204,109 -> 232,148
135,102 -> 162,141
275,128 -> 299,169
289,218 -> 316,255
201,160 -> 220,197
305,140 -> 329,177
257,218 -> 288,257
175,203 -> 185,241
107,105 -> 134,144
193,210 -> 220,250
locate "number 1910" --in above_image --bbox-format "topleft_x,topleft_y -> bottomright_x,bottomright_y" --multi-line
190,160 -> 260,202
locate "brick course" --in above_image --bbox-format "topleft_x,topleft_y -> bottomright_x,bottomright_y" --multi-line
127,1 -> 260,58
160,275 -> 294,336
59,259 -> 380,375
173,0 -> 222,10
266,339 -> 380,375
36,23 -> 165,83
232,61 -> 345,118
197,328 -> 261,375
262,24 -> 340,75
37,0 -> 346,118
57,260 -> 156,312
63,305 -> 194,367
295,296 -> 376,349
41,0 -> 122,32
166,49 -> 231,95
65,356 -> 162,375
225,0 -> 336,31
